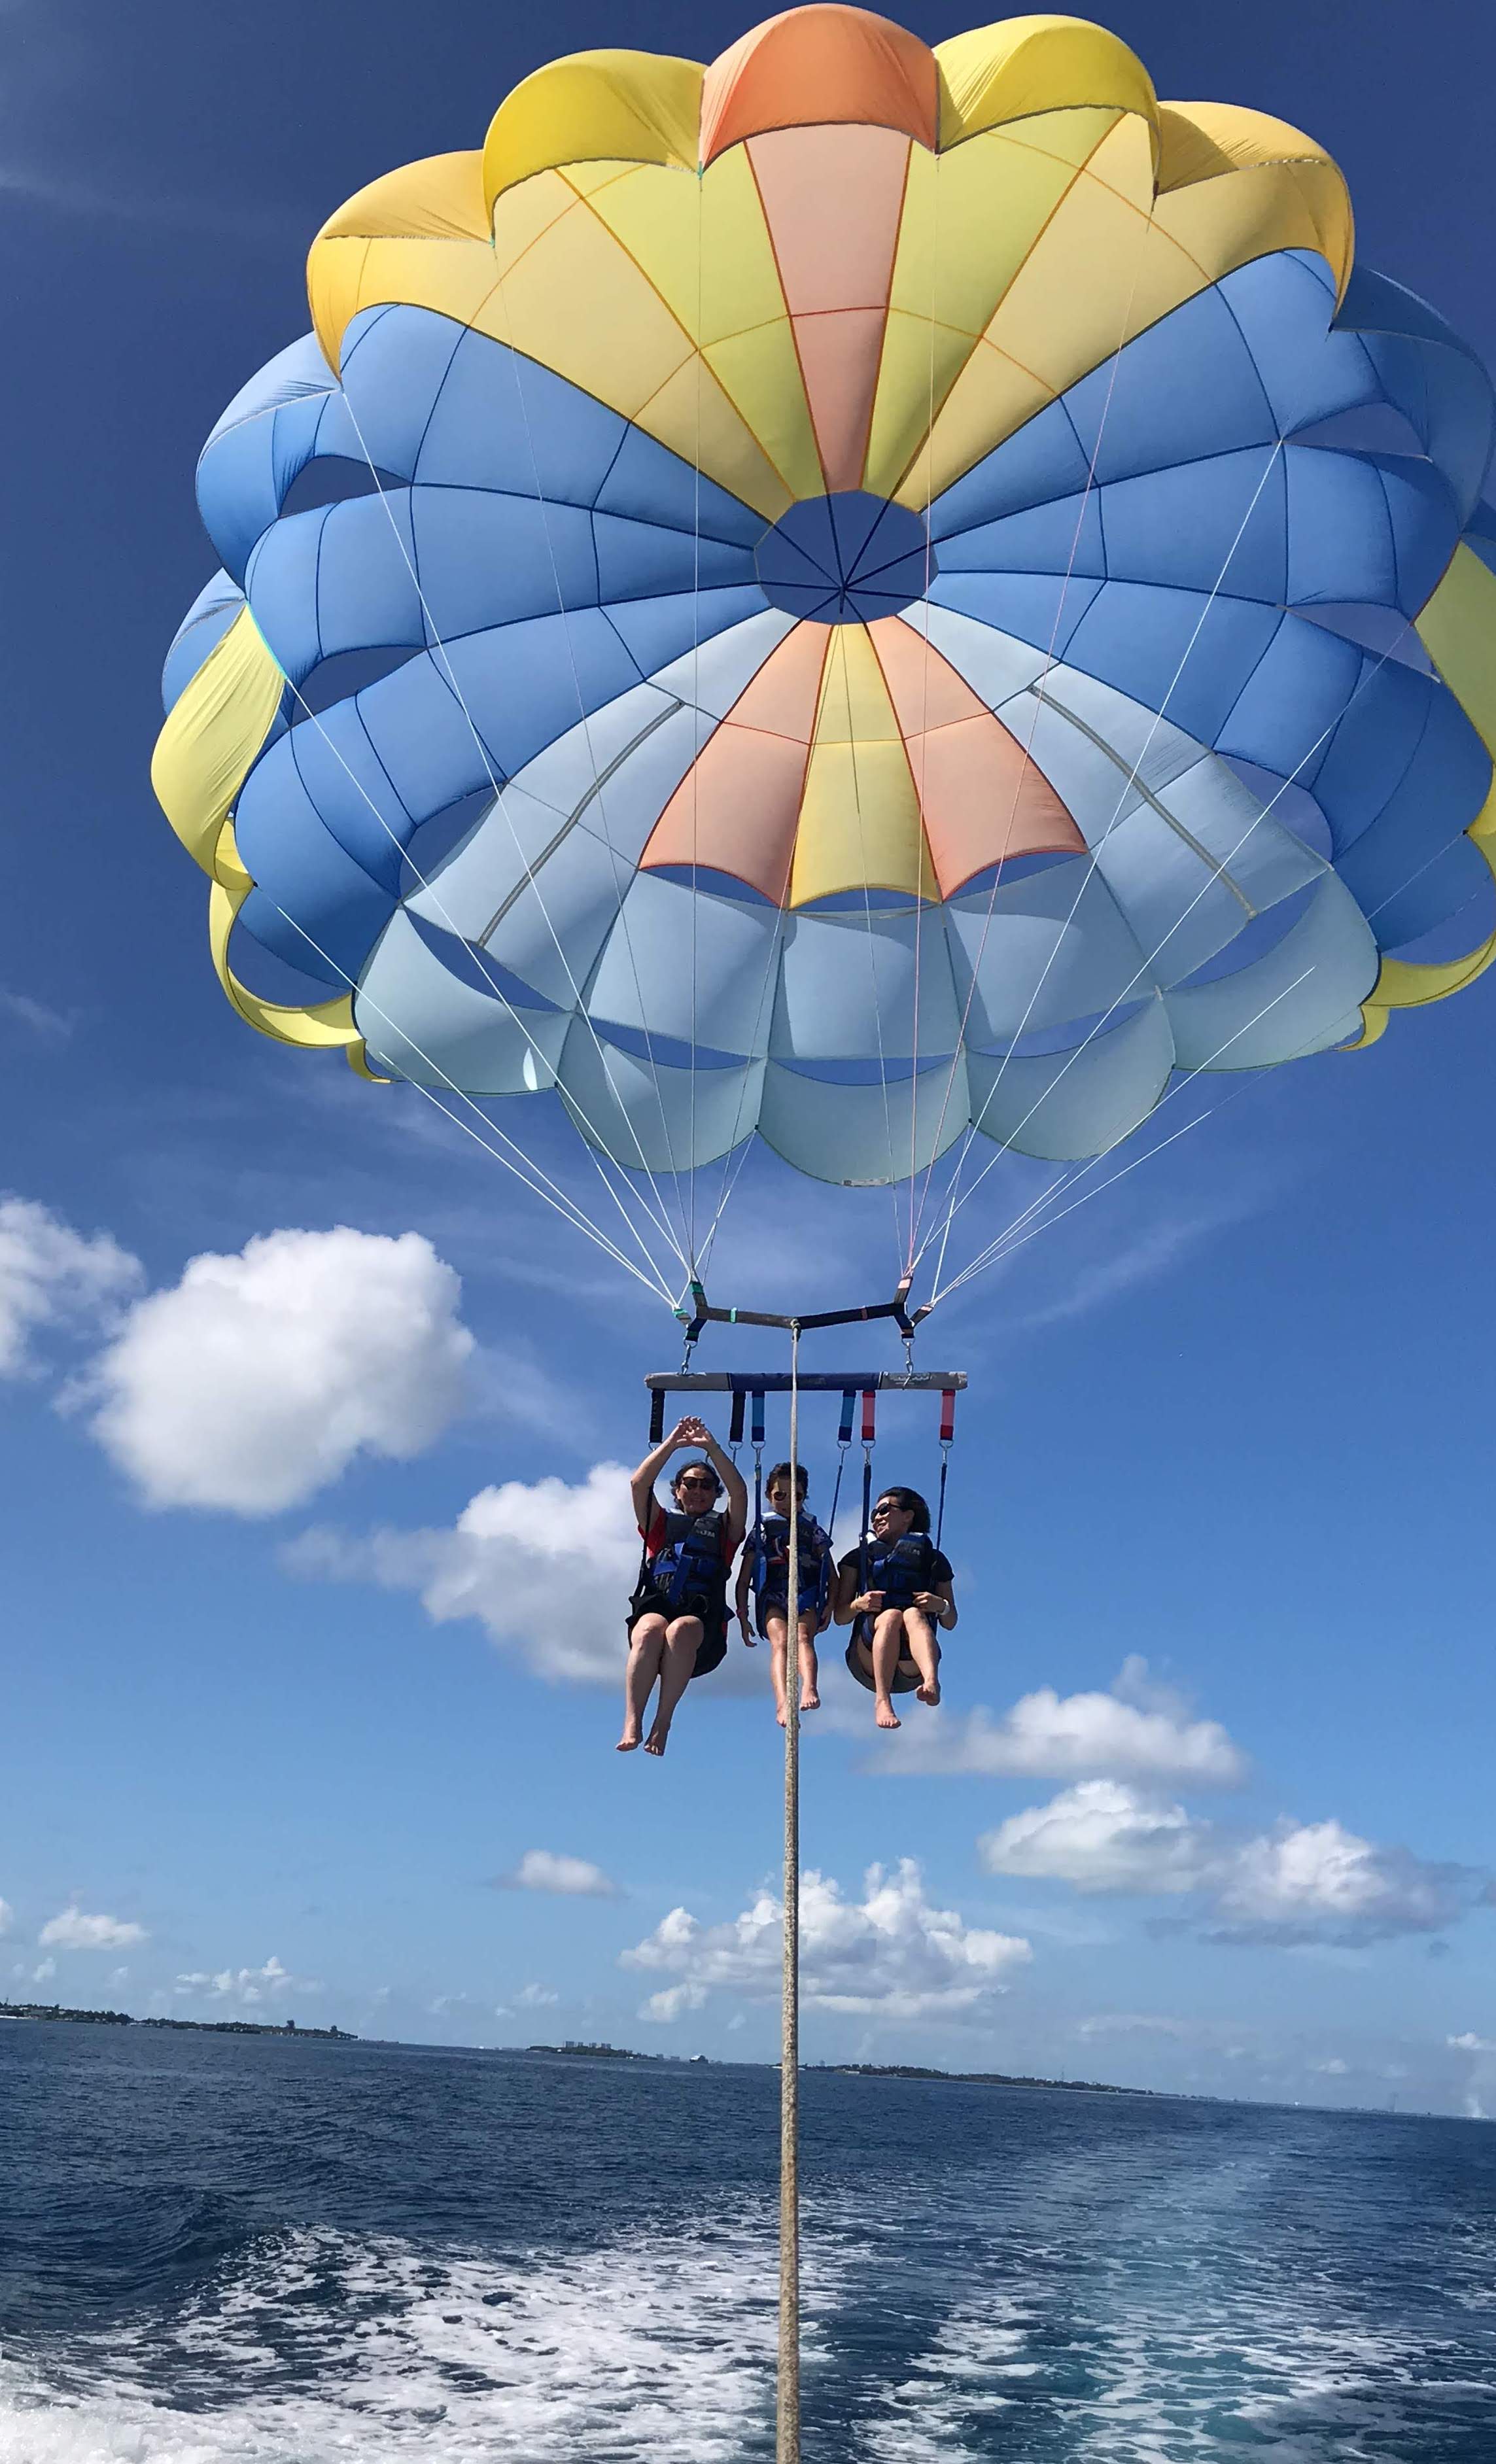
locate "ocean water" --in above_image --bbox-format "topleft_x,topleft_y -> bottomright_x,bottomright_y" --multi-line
1,2024 -> 1493,2461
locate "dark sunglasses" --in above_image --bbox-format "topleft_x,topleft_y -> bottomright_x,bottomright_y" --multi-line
678,1472 -> 719,1491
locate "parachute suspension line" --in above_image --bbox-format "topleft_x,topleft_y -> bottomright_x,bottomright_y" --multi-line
266,901 -> 679,1300
840,616 -> 907,1277
919,604 -> 1425,1295
917,435 -> 1293,1296
905,147 -> 945,1268
935,771 -> 1457,1310
778,1324 -> 803,2464
907,192 -> 1157,1264
337,390 -> 698,1281
273,671 -> 687,1294
687,164 -> 706,1276
931,960 -> 1319,1306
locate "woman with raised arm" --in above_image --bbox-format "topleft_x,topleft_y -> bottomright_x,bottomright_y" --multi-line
621,1416 -> 748,1757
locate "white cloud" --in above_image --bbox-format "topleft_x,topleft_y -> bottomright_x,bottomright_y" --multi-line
290,1462 -> 646,1688
623,1860 -> 1031,2022
39,1906 -> 147,1951
107,1968 -> 130,1987
981,1780 -> 1211,1895
1312,2056 -> 1349,2075
494,1850 -> 619,1898
0,988 -> 75,1043
1448,2031 -> 1496,2053
876,1657 -> 1246,1786
0,1898 -> 11,1937
31,1958 -> 56,1983
516,1982 -> 559,2008
979,1783 -> 1481,1946
1078,2012 -> 1196,2039
0,1197 -> 140,1378
84,1226 -> 473,1514
173,1955 -> 315,2006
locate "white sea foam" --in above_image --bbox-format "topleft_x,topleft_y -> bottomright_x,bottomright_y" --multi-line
0,2212 -> 795,2464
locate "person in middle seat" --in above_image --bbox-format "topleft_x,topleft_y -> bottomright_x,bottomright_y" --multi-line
834,1484 -> 956,1731
735,1460 -> 830,1725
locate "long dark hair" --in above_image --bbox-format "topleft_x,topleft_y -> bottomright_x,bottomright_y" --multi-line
766,1461 -> 809,1495
876,1484 -> 930,1533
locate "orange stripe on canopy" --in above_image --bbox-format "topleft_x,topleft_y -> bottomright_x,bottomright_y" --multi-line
641,623 -> 831,904
748,122 -> 910,491
869,618 -> 1085,894
700,4 -> 938,166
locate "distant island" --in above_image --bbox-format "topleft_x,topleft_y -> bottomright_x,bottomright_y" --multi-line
823,2061 -> 1147,2094
528,2040 -> 708,2064
0,1998 -> 355,2041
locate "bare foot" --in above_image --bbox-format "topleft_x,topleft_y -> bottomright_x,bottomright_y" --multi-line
776,1705 -> 788,1728
644,1720 -> 672,1756
617,1722 -> 642,1752
801,1688 -> 820,1712
875,1699 -> 901,1730
916,1682 -> 941,1707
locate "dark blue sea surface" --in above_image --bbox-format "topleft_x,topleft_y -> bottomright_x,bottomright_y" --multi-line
1,2022 -> 1493,2459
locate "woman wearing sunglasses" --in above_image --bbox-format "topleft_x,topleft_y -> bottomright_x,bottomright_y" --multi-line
622,1417 -> 748,1756
835,1487 -> 956,1731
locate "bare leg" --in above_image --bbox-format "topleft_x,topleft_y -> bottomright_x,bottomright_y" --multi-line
644,1616 -> 703,1756
903,1610 -> 942,1707
798,1614 -> 820,1712
871,1609 -> 907,1729
620,1613 -> 667,1749
765,1612 -> 790,1726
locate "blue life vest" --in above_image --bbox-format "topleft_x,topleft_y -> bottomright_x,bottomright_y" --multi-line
754,1512 -> 830,1612
650,1510 -> 729,1616
862,1531 -> 937,1610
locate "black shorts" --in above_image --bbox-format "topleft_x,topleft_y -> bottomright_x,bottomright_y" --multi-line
844,1629 -> 923,1695
627,1588 -> 727,1680
754,1595 -> 821,1641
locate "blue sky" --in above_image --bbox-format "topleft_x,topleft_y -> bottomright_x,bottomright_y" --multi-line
4,0 -> 1496,2116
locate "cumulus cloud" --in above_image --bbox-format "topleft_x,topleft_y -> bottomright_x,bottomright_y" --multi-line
173,1955 -> 316,2005
493,1850 -> 619,1898
39,1906 -> 147,1951
1078,2012 -> 1196,2039
0,1197 -> 140,1378
516,1982 -> 559,2008
0,1898 -> 11,1937
1448,2031 -> 1496,2053
84,1226 -> 473,1514
875,1657 -> 1246,1786
622,1860 -> 1031,2022
31,1958 -> 56,1984
291,1461 -> 660,1688
979,1782 -> 1482,1947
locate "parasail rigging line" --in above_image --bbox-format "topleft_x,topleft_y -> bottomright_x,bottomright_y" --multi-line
931,962 -> 1319,1306
842,619 -> 913,1280
337,379 -> 700,1282
275,667 -> 691,1295
918,604 -> 1427,1296
918,431 -> 1292,1275
264,895 -> 680,1301
905,148 -> 945,1266
907,182 -> 1157,1264
931,761 -> 1465,1311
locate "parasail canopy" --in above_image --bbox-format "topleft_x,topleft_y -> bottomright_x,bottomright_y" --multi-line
153,5 -> 1496,1287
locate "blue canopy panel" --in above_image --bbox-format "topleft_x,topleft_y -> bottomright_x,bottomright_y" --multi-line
217,309 -> 778,992
924,247 -> 1493,974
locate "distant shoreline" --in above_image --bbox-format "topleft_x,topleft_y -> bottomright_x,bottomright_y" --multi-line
0,1998 -> 356,2041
